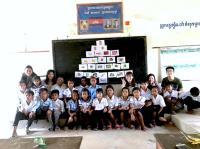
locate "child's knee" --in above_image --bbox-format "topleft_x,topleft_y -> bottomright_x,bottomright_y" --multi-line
47,110 -> 52,116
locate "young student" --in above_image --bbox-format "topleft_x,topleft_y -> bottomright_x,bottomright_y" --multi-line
42,69 -> 56,93
51,77 -> 67,100
17,80 -> 28,104
184,87 -> 200,113
63,79 -> 77,103
36,88 -> 54,131
150,86 -> 167,125
105,85 -> 120,129
79,88 -> 92,129
92,88 -> 108,130
30,76 -> 45,100
118,87 -> 134,128
76,76 -> 89,96
163,83 -> 180,114
12,90 -> 38,137
88,76 -> 102,100
131,87 -> 146,130
51,89 -> 65,130
140,80 -> 151,100
20,65 -> 37,89
67,90 -> 79,129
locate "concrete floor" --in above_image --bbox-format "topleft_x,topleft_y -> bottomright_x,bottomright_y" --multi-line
1,124 -> 178,149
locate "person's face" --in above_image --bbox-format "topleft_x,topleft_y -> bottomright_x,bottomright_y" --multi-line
25,68 -> 33,76
106,88 -> 114,97
125,74 -> 133,83
48,72 -> 54,80
122,89 -> 129,98
81,91 -> 88,100
140,82 -> 148,90
68,81 -> 74,88
133,90 -> 140,98
40,91 -> 48,100
151,88 -> 158,96
96,92 -> 103,99
34,79 -> 41,86
72,92 -> 78,100
166,69 -> 174,77
90,78 -> 97,86
26,93 -> 33,101
81,79 -> 87,86
51,93 -> 58,101
19,83 -> 27,92
149,76 -> 155,84
57,77 -> 64,86
166,85 -> 172,92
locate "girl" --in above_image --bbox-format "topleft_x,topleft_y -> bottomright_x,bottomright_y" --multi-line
42,70 -> 56,92
105,85 -> 120,129
121,72 -> 137,95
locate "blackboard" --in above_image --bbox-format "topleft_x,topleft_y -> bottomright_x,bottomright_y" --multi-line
52,36 -> 147,85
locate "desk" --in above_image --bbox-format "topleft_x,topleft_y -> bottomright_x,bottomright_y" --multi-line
154,134 -> 200,149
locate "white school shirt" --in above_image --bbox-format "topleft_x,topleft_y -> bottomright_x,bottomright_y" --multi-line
92,97 -> 108,111
105,95 -> 119,109
163,90 -> 178,98
76,85 -> 89,95
17,90 -> 27,103
140,88 -> 151,100
131,96 -> 146,109
30,84 -> 45,100
79,98 -> 92,110
151,95 -> 166,107
51,84 -> 67,99
18,99 -> 38,113
63,87 -> 77,98
52,98 -> 65,113
118,96 -> 133,108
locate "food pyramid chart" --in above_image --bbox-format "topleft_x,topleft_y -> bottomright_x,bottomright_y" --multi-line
75,40 -> 133,83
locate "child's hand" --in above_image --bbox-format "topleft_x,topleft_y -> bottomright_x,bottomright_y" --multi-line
125,107 -> 129,110
29,112 -> 34,118
121,78 -> 126,87
103,108 -> 107,113
108,109 -> 112,114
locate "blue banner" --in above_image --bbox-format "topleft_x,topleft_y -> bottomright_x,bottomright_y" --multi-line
77,2 -> 123,34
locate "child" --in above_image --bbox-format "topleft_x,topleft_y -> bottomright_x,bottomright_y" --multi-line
17,80 -> 28,104
131,87 -> 146,130
118,87 -> 134,128
76,76 -> 89,96
92,88 -> 108,130
51,89 -> 65,130
105,85 -> 120,129
88,76 -> 102,100
140,80 -> 151,100
30,76 -> 45,100
150,86 -> 167,125
12,90 -> 38,137
63,79 -> 77,103
79,88 -> 92,129
36,88 -> 54,131
184,87 -> 200,113
67,90 -> 79,129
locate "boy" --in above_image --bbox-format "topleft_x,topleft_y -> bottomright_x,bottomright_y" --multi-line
140,80 -> 151,100
92,88 -> 108,130
17,80 -> 28,104
51,89 -> 65,130
150,86 -> 167,125
36,88 -> 54,131
184,87 -> 200,113
88,76 -> 102,100
76,76 -> 89,96
30,76 -> 45,100
67,90 -> 79,129
63,79 -> 77,103
12,90 -> 38,137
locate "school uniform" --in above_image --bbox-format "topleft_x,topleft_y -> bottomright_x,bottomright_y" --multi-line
51,84 -> 67,99
131,96 -> 146,109
30,84 -> 45,100
67,99 -> 79,129
76,85 -> 89,96
184,95 -> 200,111
140,88 -> 151,100
92,97 -> 108,130
88,85 -> 102,100
79,98 -> 92,129
13,99 -> 38,129
63,87 -> 77,104
17,89 -> 27,104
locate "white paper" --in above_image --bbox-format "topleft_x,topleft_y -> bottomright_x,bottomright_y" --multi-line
96,64 -> 105,70
107,57 -> 115,63
94,50 -> 104,57
88,64 -> 96,70
79,64 -> 88,70
99,72 -> 108,83
86,51 -> 94,57
105,64 -> 113,70
98,57 -> 107,63
121,63 -> 129,69
91,58 -> 98,63
81,58 -> 90,64
113,63 -> 121,69
108,72 -> 117,78
75,71 -> 84,78
97,45 -> 107,51
96,40 -> 105,46
117,71 -> 125,78
91,45 -> 98,51
117,57 -> 126,63
110,50 -> 119,56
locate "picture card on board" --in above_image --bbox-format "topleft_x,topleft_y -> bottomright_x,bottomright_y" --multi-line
91,58 -> 98,63
98,57 -> 106,63
107,57 -> 115,63
124,70 -> 133,75
99,72 -> 107,84
105,64 -> 113,70
97,45 -> 107,51
79,64 -> 88,70
96,64 -> 105,70
108,72 -> 117,78
117,57 -> 126,63
103,50 -> 110,56
88,64 -> 96,70
86,51 -> 94,57
91,72 -> 99,78
113,63 -> 121,69
81,58 -> 90,64
75,71 -> 84,78
94,50 -> 104,57
91,45 -> 98,51
116,71 -> 125,78
110,50 -> 119,56
96,40 -> 105,46
121,63 -> 129,69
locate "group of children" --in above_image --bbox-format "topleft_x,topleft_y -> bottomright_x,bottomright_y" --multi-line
12,66 -> 200,137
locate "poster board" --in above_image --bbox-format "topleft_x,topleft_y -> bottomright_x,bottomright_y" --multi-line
77,2 -> 123,34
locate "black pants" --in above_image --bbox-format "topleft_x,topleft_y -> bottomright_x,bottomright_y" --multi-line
92,110 -> 107,129
141,105 -> 154,126
13,109 -> 35,128
79,111 -> 91,129
106,110 -> 120,127
184,96 -> 200,111
153,105 -> 165,125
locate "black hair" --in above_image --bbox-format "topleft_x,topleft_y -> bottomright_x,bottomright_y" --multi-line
106,84 -> 114,92
19,80 -> 27,84
25,90 -> 34,96
151,85 -> 159,90
81,76 -> 87,80
25,65 -> 33,70
122,87 -> 129,92
166,66 -> 175,72
124,71 -> 136,87
72,89 -> 79,95
132,87 -> 140,92
165,82 -> 173,87
51,89 -> 59,95
96,88 -> 103,93
81,88 -> 89,94
39,88 -> 48,94
44,69 -> 56,85
146,73 -> 157,82
32,75 -> 41,81
190,87 -> 199,97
